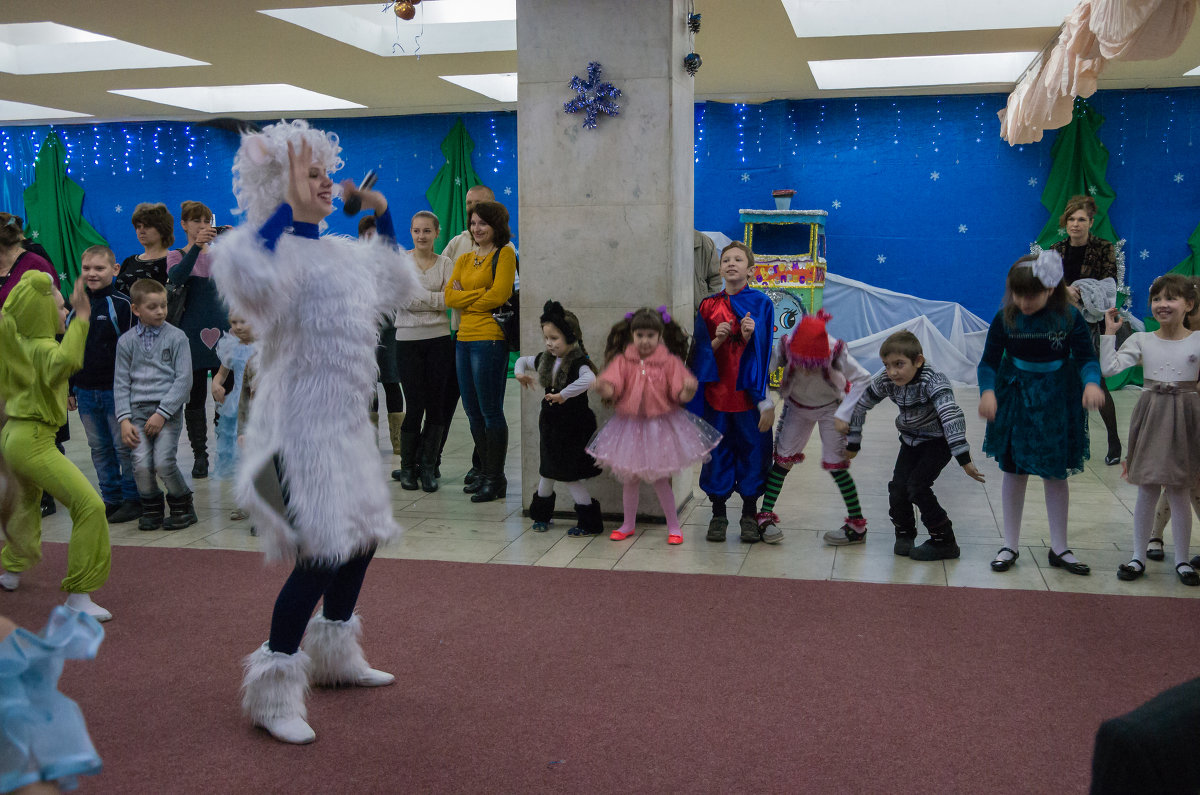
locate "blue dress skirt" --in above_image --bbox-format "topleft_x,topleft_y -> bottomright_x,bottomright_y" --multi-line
983,356 -> 1090,479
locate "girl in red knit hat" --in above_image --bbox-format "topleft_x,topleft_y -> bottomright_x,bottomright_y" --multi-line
755,309 -> 874,545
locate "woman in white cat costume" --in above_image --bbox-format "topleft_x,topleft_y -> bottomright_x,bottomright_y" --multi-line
210,120 -> 418,744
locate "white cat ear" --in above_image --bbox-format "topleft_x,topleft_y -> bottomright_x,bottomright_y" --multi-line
243,134 -> 272,165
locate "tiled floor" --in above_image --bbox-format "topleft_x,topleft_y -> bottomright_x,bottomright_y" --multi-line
37,386 -> 1200,599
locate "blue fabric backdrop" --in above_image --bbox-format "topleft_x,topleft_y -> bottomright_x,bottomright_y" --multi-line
2,88 -> 1198,319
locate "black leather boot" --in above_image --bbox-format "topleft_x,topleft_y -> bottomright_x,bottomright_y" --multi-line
471,426 -> 508,503
909,523 -> 960,560
163,492 -> 198,530
185,408 -> 209,479
419,425 -> 443,492
463,428 -> 488,494
390,431 -> 421,490
138,492 -> 165,531
528,491 -> 555,531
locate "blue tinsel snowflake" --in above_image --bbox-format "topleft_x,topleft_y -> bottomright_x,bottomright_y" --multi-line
562,62 -> 622,130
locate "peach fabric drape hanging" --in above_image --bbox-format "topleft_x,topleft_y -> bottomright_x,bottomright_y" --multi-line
999,0 -> 1197,145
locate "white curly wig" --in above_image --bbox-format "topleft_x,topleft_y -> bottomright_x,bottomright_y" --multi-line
231,119 -> 345,226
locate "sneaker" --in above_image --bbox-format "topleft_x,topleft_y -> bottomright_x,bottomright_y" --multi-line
531,521 -> 550,533
893,534 -> 916,556
757,512 -> 783,545
705,516 -> 728,542
824,518 -> 868,546
739,516 -> 761,544
909,539 -> 960,560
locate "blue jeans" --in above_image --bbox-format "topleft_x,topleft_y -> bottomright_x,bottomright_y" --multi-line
75,388 -> 139,505
454,340 -> 508,435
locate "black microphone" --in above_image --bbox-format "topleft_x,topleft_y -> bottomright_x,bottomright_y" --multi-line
342,170 -> 378,215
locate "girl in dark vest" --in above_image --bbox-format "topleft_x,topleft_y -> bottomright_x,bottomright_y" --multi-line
515,301 -> 604,536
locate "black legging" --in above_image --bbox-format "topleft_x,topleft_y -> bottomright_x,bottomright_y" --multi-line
1097,377 -> 1120,450
370,383 -> 404,415
267,547 -> 376,655
395,335 -> 454,434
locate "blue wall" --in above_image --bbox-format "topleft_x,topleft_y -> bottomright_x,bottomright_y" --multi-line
2,88 -> 1198,319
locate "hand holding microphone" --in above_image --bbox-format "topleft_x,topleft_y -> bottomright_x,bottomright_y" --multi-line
342,170 -> 380,216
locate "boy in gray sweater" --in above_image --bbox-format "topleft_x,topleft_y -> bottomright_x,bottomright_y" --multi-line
114,278 -> 195,530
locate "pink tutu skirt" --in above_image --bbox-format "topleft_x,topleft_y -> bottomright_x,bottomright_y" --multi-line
586,409 -> 722,483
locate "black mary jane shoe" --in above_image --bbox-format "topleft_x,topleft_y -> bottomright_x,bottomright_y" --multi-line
1048,548 -> 1090,576
1117,559 -> 1145,581
1176,563 -> 1200,587
1146,538 -> 1165,562
990,547 -> 1020,572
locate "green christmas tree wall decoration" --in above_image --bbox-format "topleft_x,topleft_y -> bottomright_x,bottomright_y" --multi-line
1169,219 -> 1200,278
1035,98 -> 1118,248
22,131 -> 107,292
426,118 -> 482,255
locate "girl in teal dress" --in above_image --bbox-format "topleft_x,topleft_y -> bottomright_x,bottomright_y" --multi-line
978,251 -> 1105,575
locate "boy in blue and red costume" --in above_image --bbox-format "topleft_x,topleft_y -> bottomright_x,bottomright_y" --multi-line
690,241 -> 776,543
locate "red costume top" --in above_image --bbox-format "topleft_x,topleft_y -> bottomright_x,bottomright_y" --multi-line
697,292 -> 754,412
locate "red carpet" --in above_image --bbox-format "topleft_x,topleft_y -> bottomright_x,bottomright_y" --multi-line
6,543 -> 1200,794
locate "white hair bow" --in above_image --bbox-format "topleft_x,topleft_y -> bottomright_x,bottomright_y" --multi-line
1027,249 -> 1064,288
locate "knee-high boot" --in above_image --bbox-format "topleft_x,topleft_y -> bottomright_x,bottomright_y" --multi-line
184,408 -> 209,479
471,426 -> 508,503
419,425 -> 443,492
241,643 -> 315,744
463,428 -> 488,494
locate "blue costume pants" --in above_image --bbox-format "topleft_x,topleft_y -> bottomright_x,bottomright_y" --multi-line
698,408 -> 772,500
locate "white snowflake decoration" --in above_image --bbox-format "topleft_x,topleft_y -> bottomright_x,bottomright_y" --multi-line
831,199 -> 841,209
958,224 -> 968,234
1140,249 -> 1150,260
1175,173 -> 1185,183
503,187 -> 512,195
1028,177 -> 1038,187
114,204 -> 123,213
876,254 -> 887,264
740,173 -> 750,182
929,171 -> 940,181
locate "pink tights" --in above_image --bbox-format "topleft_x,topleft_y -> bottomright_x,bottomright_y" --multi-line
614,478 -> 681,539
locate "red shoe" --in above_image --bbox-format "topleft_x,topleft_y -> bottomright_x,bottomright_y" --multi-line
610,527 -> 635,541
667,533 -> 683,545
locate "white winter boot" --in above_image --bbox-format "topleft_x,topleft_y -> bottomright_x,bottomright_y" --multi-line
302,612 -> 395,688
241,643 -> 316,744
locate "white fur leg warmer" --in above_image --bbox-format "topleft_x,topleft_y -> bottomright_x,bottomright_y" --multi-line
241,643 -> 311,723
302,613 -> 378,687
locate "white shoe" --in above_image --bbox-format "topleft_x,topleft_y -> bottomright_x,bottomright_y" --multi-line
0,571 -> 19,592
259,714 -> 316,744
64,592 -> 113,622
355,668 -> 395,687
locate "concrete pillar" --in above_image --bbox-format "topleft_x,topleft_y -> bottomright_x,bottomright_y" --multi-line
516,0 -> 695,520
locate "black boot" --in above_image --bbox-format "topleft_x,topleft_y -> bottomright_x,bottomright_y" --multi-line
419,425 -> 443,492
463,428 -> 488,494
185,408 -> 209,479
528,492 -> 555,532
909,523 -> 960,560
163,492 -> 198,530
40,491 -> 56,517
390,431 -> 421,490
108,499 -> 143,524
138,492 -> 165,531
568,499 -> 604,537
471,426 -> 508,503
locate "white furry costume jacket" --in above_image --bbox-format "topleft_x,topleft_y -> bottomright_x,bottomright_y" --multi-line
211,205 -> 418,563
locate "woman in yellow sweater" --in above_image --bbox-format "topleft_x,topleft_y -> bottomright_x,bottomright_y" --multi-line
445,201 -> 517,503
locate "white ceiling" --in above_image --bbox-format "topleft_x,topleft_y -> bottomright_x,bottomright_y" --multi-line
0,0 -> 1198,124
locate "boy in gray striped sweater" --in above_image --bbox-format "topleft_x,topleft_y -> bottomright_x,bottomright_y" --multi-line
840,331 -> 985,560
114,279 -> 194,531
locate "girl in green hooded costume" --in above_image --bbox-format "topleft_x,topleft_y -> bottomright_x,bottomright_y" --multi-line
0,270 -> 112,622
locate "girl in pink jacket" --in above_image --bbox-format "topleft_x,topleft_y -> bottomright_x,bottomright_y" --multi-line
587,307 -> 722,544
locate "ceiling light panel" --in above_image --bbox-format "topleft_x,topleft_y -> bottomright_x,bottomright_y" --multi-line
109,84 -> 364,113
0,22 -> 207,74
809,52 -> 1040,90
1186,64 -> 1200,77
439,73 -> 517,102
780,0 -> 1078,38
0,99 -> 90,121
260,1 -> 516,56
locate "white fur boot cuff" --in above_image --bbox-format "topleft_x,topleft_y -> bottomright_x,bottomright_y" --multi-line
302,612 -> 395,688
241,643 -> 315,744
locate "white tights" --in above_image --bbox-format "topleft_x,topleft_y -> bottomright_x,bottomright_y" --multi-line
998,473 -> 1077,563
537,477 -> 592,506
1133,485 -> 1193,567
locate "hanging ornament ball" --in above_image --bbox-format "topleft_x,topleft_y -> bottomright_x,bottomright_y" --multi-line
410,0 -> 421,4
683,52 -> 702,76
687,13 -> 702,33
394,1 -> 416,20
